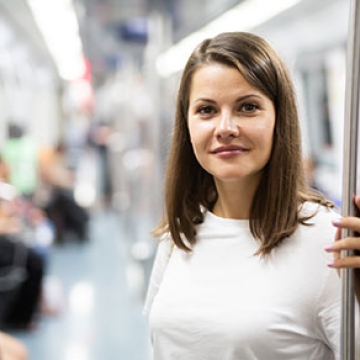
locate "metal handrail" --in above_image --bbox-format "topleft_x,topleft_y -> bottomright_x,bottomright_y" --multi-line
341,0 -> 360,358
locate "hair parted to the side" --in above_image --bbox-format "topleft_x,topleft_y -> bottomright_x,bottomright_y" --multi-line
152,31 -> 333,255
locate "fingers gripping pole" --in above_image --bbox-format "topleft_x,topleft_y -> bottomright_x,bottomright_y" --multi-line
341,0 -> 360,358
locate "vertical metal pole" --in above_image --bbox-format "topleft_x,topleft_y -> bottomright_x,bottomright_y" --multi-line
341,0 -> 360,358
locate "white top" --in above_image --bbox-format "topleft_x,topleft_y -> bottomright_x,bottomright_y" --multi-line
144,202 -> 355,360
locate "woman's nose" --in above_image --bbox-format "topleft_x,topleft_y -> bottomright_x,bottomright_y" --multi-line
215,112 -> 239,138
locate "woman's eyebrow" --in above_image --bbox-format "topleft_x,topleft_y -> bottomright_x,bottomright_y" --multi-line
191,94 -> 262,106
191,98 -> 216,105
234,94 -> 262,102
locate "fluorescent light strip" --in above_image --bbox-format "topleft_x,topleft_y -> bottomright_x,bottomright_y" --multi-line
156,0 -> 301,77
27,0 -> 85,80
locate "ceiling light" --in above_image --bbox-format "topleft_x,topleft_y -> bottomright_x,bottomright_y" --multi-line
156,0 -> 301,77
27,0 -> 85,81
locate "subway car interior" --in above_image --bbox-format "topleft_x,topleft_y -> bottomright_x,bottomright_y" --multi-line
0,0 -> 354,359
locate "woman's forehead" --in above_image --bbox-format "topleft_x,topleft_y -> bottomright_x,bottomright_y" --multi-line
188,64 -> 266,101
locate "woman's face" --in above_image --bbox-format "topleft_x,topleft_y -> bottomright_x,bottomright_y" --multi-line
187,63 -> 276,188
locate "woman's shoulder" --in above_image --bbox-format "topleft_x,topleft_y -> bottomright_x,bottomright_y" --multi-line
298,201 -> 340,242
299,200 -> 340,220
156,233 -> 174,253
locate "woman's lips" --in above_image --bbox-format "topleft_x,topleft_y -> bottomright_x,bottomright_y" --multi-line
212,146 -> 249,158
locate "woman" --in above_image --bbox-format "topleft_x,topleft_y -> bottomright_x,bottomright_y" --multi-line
144,32 -> 358,359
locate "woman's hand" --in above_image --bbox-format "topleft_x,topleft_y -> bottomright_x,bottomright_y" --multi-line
326,195 -> 360,269
325,195 -> 360,301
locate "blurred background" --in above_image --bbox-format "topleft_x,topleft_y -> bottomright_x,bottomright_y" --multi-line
0,0 -> 352,359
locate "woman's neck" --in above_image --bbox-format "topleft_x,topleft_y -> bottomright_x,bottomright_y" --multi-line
212,179 -> 258,220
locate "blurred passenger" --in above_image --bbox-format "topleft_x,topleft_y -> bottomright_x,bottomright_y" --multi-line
1,123 -> 38,201
0,188 -> 44,330
88,120 -> 114,207
64,108 -> 90,171
38,142 -> 89,243
0,155 -> 10,182
303,156 -> 320,191
0,332 -> 28,360
144,32 -> 359,359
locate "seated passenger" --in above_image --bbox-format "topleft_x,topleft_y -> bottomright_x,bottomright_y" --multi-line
0,331 -> 28,360
38,142 -> 89,243
0,184 -> 44,330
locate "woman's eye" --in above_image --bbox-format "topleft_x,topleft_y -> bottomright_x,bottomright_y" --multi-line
241,103 -> 258,112
197,106 -> 215,115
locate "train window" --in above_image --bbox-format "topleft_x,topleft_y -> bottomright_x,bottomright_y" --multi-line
301,64 -> 333,153
298,47 -> 347,205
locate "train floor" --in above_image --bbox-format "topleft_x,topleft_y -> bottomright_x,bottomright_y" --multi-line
7,207 -> 153,360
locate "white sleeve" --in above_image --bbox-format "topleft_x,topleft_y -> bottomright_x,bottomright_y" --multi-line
317,268 -> 360,360
317,268 -> 341,359
143,235 -> 173,317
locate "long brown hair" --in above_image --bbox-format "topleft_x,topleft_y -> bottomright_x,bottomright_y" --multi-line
153,32 -> 333,255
